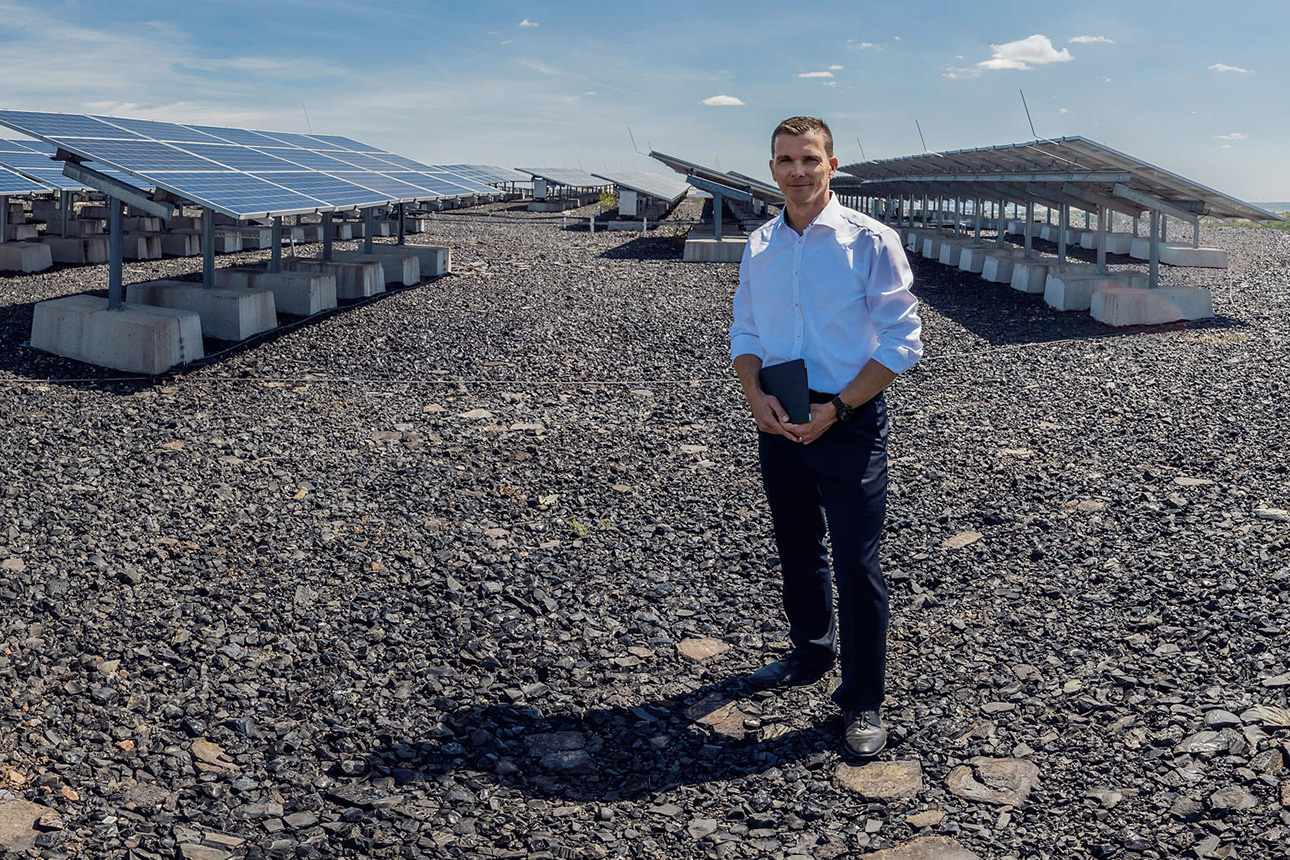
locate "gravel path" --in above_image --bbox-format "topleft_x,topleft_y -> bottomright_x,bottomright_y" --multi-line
1,203 -> 1288,859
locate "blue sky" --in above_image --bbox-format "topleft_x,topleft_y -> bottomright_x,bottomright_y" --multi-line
1,0 -> 1285,202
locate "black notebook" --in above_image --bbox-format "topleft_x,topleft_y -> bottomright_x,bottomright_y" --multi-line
759,359 -> 810,424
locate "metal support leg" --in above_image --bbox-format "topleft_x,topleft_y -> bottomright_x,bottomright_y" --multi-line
713,191 -> 723,242
1058,203 -> 1068,264
973,197 -> 982,243
363,207 -> 374,254
1192,217 -> 1200,249
108,198 -> 123,311
322,212 -> 333,261
397,203 -> 406,245
202,208 -> 214,289
61,191 -> 70,237
1096,205 -> 1108,274
271,216 -> 282,273
1148,209 -> 1160,289
0,195 -> 8,245
1024,202 -> 1034,259
996,199 -> 1006,248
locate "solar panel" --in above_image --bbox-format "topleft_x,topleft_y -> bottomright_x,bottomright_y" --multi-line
0,165 -> 49,194
591,171 -> 690,204
0,139 -> 152,192
519,167 -> 608,188
649,151 -> 785,206
0,110 -> 499,218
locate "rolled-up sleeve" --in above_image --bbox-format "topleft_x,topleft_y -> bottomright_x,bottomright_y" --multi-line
864,230 -> 923,374
730,242 -> 762,361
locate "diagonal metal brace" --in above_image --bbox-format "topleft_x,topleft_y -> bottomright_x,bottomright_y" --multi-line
62,161 -> 175,222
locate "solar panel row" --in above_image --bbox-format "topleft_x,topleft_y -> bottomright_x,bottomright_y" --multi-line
590,171 -> 690,204
0,110 -> 518,219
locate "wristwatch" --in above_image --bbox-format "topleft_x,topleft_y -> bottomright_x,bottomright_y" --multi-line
830,395 -> 856,422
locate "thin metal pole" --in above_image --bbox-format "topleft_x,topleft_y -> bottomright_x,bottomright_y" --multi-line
1023,202 -> 1034,259
1096,204 -> 1108,274
202,208 -> 214,289
363,207 -> 374,254
1058,203 -> 1068,264
1192,217 -> 1200,249
1148,209 -> 1160,289
108,198 -> 123,311
973,197 -> 982,243
712,192 -> 723,243
397,203 -> 406,245
322,212 -> 334,261
996,199 -> 1005,248
0,195 -> 8,245
61,191 -> 70,236
270,216 -> 282,273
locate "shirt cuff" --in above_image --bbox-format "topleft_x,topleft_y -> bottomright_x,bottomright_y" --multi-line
871,343 -> 922,376
730,335 -> 762,363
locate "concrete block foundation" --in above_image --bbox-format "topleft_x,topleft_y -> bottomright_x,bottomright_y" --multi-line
125,280 -> 277,341
325,250 -> 420,286
213,268 -> 337,317
283,258 -> 385,299
981,251 -> 1020,284
683,238 -> 745,262
1091,285 -> 1215,326
1010,260 -> 1051,294
1045,271 -> 1148,312
159,232 -> 202,257
1161,245 -> 1228,268
124,234 -> 162,261
362,243 -> 451,277
0,242 -> 53,273
958,246 -> 991,274
43,237 -> 110,264
30,294 -> 204,374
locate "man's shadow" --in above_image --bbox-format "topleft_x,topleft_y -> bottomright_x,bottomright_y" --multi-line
361,676 -> 878,801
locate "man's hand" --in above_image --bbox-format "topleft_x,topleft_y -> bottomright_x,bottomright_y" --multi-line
747,392 -> 797,440
782,401 -> 837,445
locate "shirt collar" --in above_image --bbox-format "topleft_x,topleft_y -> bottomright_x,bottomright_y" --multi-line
774,191 -> 844,237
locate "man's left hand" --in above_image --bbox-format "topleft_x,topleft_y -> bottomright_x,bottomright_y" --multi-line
781,402 -> 837,445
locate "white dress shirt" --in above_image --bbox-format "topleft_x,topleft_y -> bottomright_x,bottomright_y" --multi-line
731,193 -> 923,395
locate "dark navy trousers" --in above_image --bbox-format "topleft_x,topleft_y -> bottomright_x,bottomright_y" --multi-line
757,392 -> 889,712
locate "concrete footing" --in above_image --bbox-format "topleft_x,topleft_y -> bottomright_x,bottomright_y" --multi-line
125,280 -> 277,341
30,294 -> 204,374
981,251 -> 1021,284
124,235 -> 162,261
1160,245 -> 1228,268
362,244 -> 451,277
213,268 -> 337,316
1104,233 -> 1133,255
528,199 -> 582,212
958,246 -> 991,274
43,236 -> 110,264
1010,260 -> 1051,293
123,216 -> 160,232
50,219 -> 105,238
922,235 -> 948,260
0,242 -> 53,273
325,250 -> 420,286
1045,271 -> 1148,312
158,232 -> 201,257
6,224 -> 39,241
283,258 -> 385,299
1091,285 -> 1215,325
683,238 -> 746,262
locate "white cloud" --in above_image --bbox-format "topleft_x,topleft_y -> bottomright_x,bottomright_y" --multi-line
1209,63 -> 1252,73
893,35 -> 902,41
976,34 -> 1074,71
1069,35 -> 1115,44
1221,144 -> 1232,149
829,65 -> 844,71
823,80 -> 837,87
518,19 -> 538,28
1214,132 -> 1249,140
582,91 -> 597,96
798,71 -> 834,78
702,95 -> 745,106
1059,107 -> 1070,114
849,41 -> 879,50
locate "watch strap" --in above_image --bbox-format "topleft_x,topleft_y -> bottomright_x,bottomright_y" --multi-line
831,395 -> 855,422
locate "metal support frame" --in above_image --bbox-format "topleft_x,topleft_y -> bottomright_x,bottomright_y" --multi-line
0,195 -> 8,245
1057,203 -> 1068,264
202,208 -> 215,289
108,198 -> 123,311
1023,201 -> 1034,259
1096,204 -> 1108,275
973,197 -> 982,243
1148,209 -> 1160,289
996,198 -> 1006,248
322,211 -> 334,261
60,190 -> 70,237
270,216 -> 283,273
397,203 -> 406,245
363,207 -> 374,254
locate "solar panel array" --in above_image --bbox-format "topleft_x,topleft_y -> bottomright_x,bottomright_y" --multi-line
439,164 -> 529,186
0,163 -> 47,195
0,110 -> 506,220
649,151 -> 785,206
590,171 -> 689,204
518,167 -> 610,189
0,138 -> 151,193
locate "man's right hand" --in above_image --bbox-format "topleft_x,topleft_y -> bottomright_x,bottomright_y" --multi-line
748,392 -> 796,439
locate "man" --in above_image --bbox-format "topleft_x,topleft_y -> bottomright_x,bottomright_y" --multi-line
730,116 -> 922,757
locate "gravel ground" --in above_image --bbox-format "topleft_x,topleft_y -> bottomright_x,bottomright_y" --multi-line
1,201 -> 1288,860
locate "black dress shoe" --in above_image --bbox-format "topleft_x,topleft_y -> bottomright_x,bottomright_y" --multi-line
844,710 -> 887,758
748,656 -> 830,690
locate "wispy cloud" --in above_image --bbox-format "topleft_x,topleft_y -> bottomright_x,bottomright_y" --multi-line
1214,132 -> 1249,140
829,65 -> 844,71
798,71 -> 834,79
1069,35 -> 1115,44
1208,62 -> 1252,74
848,41 -> 880,50
702,95 -> 745,106
977,34 -> 1074,71
518,19 -> 538,28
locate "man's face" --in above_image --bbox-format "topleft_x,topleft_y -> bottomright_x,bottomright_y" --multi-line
770,131 -> 838,212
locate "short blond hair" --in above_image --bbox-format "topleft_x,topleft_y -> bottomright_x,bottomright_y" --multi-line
772,116 -> 834,158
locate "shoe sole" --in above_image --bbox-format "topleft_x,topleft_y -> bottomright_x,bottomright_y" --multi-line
748,670 -> 829,691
